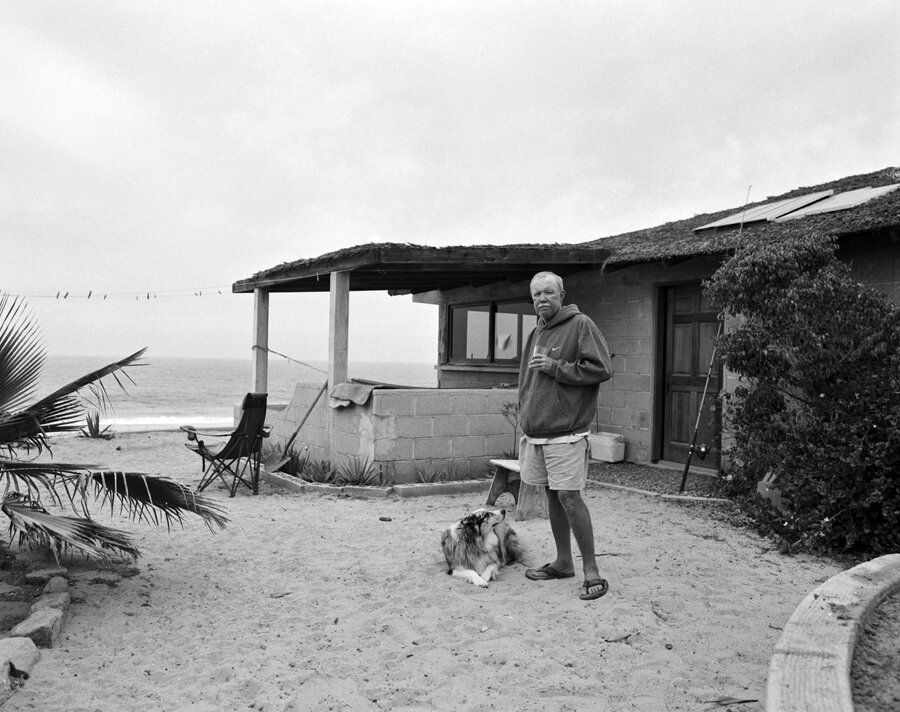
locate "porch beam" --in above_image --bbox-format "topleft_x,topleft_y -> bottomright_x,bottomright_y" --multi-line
252,288 -> 269,394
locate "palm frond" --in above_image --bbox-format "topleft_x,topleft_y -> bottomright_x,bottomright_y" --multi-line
88,471 -> 230,532
0,294 -> 44,415
1,461 -> 229,533
0,348 -> 147,447
33,348 -> 147,409
0,295 -> 226,561
1,459 -> 83,507
2,493 -> 140,561
1,459 -> 103,512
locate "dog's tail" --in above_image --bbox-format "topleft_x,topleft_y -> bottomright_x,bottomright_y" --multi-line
498,523 -> 525,565
440,530 -> 454,574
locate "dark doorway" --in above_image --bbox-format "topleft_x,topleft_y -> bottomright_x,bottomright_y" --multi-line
657,282 -> 722,468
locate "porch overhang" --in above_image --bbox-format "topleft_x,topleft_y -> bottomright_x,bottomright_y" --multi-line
232,242 -> 611,295
235,242 -> 611,452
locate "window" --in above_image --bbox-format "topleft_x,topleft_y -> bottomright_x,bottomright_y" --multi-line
448,300 -> 537,363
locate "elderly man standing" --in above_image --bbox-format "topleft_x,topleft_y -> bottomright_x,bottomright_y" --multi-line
518,271 -> 613,601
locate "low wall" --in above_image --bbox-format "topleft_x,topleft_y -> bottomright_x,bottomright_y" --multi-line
766,553 -> 900,712
262,382 -> 520,484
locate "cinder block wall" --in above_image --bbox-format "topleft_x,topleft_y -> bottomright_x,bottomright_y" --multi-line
370,387 -> 518,482
570,272 -> 653,463
565,258 -> 722,464
263,383 -> 519,484
263,382 -> 331,464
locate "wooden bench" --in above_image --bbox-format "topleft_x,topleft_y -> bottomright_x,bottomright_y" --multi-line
486,459 -> 548,521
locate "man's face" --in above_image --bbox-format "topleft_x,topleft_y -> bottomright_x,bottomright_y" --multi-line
531,275 -> 564,321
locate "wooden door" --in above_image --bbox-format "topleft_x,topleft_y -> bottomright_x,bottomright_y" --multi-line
659,283 -> 722,467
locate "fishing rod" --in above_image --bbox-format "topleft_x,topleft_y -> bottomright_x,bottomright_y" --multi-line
678,185 -> 751,493
678,316 -> 723,493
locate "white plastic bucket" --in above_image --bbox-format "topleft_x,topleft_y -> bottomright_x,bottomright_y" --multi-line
589,432 -> 625,463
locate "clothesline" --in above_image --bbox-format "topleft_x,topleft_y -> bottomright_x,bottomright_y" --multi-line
251,345 -> 329,375
8,286 -> 231,300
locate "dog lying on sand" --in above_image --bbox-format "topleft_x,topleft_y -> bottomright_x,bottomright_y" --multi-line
440,508 -> 525,587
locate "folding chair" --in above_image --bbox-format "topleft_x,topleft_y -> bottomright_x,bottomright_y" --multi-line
180,393 -> 270,497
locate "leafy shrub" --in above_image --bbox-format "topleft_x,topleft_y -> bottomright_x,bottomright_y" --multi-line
337,457 -> 385,487
415,462 -> 475,483
283,451 -> 302,474
706,232 -> 900,555
500,401 -> 520,457
281,452 -> 391,487
280,449 -> 309,477
80,410 -> 113,439
296,458 -> 337,484
415,465 -> 446,484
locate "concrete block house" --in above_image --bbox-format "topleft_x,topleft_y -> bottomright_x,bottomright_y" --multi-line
234,167 -> 900,484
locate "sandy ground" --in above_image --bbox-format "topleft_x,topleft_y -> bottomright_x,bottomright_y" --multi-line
5,431 -> 843,712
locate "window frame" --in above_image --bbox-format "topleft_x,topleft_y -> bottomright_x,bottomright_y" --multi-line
446,298 -> 536,365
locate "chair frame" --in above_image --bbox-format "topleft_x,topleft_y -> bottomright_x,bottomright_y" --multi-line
181,393 -> 270,497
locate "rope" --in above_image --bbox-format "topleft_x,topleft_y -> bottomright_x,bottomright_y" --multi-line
8,286 -> 231,300
251,346 -> 328,375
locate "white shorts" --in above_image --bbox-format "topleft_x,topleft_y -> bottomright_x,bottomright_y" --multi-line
518,436 -> 590,491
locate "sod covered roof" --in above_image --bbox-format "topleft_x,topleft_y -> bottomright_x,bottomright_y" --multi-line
233,166 -> 900,295
593,166 -> 900,268
232,243 -> 611,294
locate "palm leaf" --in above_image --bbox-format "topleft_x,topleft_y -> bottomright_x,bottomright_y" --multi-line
2,493 -> 140,561
87,471 -> 230,532
0,458 -> 89,508
1,461 -> 229,534
0,294 -> 44,416
0,348 -> 148,448
0,294 -> 227,561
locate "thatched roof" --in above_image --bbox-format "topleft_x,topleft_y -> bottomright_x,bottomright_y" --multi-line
232,243 -> 610,294
233,166 -> 900,294
591,166 -> 900,267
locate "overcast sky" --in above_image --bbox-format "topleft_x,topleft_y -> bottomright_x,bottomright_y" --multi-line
3,1 -> 898,365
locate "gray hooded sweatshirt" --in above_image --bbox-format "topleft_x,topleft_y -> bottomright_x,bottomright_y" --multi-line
518,304 -> 613,438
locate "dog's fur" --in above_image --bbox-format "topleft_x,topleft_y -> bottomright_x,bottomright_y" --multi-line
440,508 -> 525,587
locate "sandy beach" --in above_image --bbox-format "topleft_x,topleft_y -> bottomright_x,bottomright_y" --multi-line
5,431 -> 842,712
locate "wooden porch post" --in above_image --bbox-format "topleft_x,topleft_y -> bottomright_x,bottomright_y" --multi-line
327,271 -> 350,461
252,288 -> 269,394
328,270 -> 350,386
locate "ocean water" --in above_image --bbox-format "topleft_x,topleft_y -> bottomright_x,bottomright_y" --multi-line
37,354 -> 437,432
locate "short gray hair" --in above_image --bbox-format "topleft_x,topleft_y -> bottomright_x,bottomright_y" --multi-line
531,271 -> 564,292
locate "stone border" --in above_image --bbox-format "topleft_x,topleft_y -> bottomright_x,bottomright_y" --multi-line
592,481 -> 732,505
259,469 -> 492,498
261,468 -> 731,504
766,553 -> 900,712
1,566 -> 72,705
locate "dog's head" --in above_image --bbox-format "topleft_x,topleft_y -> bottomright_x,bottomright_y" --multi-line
459,508 -> 506,536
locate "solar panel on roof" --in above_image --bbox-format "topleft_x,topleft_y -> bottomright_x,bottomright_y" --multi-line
774,184 -> 900,221
693,190 -> 834,231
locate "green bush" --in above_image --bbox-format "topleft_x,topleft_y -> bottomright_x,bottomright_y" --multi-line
284,455 -> 338,484
500,401 -> 520,457
80,409 -> 113,439
281,453 -> 389,487
414,462 -> 474,483
337,457 -> 385,487
706,232 -> 900,555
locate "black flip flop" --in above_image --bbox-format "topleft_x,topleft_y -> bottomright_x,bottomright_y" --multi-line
525,563 -> 575,581
579,577 -> 609,601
